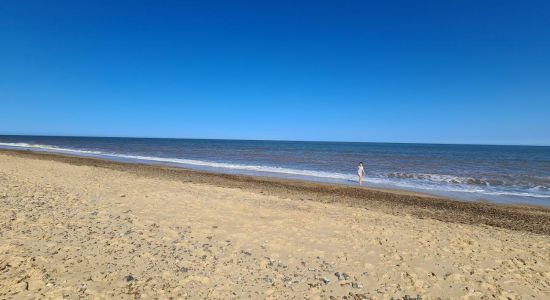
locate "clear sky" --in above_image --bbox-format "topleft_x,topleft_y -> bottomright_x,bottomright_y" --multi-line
1,1 -> 549,145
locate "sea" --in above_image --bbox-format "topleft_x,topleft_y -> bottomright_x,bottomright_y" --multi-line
1,135 -> 549,206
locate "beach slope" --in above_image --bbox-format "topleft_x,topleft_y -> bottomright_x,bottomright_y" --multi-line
1,151 -> 549,299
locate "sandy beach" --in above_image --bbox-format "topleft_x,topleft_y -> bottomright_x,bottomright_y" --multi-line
1,150 -> 549,299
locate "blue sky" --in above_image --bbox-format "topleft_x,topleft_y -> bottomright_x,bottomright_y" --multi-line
1,1 -> 549,145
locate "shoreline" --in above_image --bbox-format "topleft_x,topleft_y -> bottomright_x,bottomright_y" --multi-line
2,148 -> 549,235
1,142 -> 548,205
2,149 -> 550,298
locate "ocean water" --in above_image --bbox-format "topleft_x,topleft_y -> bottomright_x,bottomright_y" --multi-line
1,135 -> 549,206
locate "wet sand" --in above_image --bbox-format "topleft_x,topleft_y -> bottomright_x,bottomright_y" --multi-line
1,150 -> 549,299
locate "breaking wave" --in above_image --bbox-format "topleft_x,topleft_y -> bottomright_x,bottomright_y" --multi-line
1,142 -> 549,200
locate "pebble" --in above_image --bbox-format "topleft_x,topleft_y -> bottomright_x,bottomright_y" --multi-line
349,292 -> 370,299
335,271 -> 351,281
399,296 -> 422,300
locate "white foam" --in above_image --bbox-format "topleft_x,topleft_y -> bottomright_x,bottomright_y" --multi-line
388,172 -> 490,185
0,142 -> 357,181
0,142 -> 105,155
1,142 -> 549,199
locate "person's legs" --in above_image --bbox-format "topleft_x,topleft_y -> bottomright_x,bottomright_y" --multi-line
358,175 -> 362,186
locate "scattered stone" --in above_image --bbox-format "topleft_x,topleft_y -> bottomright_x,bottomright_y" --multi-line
307,282 -> 321,288
349,292 -> 370,299
125,275 -> 135,282
335,272 -> 353,281
321,277 -> 331,284
78,284 -> 87,293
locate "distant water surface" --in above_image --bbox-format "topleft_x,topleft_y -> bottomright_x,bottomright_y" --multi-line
1,135 -> 549,206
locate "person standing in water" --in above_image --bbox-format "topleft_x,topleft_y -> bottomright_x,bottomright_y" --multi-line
357,162 -> 365,186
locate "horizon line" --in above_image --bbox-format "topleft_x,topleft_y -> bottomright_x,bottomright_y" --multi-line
0,133 -> 549,147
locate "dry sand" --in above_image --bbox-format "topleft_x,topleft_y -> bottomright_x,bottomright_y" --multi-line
0,150 -> 549,299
